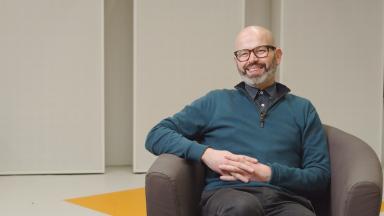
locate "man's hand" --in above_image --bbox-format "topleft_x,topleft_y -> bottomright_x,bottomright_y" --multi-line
219,154 -> 272,183
201,148 -> 257,176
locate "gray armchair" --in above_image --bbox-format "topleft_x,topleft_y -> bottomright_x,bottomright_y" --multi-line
145,125 -> 383,216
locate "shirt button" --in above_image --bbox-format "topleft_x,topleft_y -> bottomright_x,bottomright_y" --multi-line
260,91 -> 264,95
261,103 -> 265,107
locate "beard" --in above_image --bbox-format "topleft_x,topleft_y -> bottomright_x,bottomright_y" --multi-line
237,58 -> 278,87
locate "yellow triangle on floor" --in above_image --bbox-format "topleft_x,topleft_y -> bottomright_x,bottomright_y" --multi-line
66,187 -> 146,216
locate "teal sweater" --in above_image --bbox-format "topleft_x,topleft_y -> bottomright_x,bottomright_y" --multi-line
145,82 -> 330,196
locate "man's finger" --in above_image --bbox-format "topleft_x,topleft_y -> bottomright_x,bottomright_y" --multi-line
225,154 -> 258,164
231,172 -> 250,183
219,164 -> 243,173
241,155 -> 258,163
220,175 -> 237,181
224,160 -> 254,173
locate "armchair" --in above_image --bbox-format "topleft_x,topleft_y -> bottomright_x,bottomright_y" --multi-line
145,125 -> 383,216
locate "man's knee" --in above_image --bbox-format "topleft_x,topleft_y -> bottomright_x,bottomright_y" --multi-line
282,209 -> 315,216
269,203 -> 315,216
218,197 -> 264,216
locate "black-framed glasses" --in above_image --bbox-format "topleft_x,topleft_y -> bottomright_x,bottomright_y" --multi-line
234,45 -> 276,62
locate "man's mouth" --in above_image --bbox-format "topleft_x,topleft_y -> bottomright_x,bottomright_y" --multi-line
245,63 -> 266,74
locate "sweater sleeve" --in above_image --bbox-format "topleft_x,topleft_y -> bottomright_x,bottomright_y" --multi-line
145,92 -> 215,161
269,104 -> 331,195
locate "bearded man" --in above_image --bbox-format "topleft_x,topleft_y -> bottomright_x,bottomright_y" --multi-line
145,26 -> 330,216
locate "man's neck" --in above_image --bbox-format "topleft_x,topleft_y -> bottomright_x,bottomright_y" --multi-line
255,79 -> 275,90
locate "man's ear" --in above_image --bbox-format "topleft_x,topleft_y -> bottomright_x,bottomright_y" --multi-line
233,56 -> 240,65
275,48 -> 283,65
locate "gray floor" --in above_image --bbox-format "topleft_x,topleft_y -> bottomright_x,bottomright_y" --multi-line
0,166 -> 145,216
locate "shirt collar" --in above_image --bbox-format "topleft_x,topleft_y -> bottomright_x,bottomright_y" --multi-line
244,83 -> 277,100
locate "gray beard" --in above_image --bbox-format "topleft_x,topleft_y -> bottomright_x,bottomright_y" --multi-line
239,67 -> 276,87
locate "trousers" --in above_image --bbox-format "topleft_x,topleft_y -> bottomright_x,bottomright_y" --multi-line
200,186 -> 315,216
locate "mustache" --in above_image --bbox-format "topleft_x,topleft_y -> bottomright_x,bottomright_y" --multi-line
244,62 -> 267,70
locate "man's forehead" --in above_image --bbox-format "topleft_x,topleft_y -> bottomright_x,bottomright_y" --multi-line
235,32 -> 271,50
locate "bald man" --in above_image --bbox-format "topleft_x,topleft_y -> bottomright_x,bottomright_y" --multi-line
146,26 -> 330,216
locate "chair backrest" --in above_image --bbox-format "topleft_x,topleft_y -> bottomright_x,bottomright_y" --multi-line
321,125 -> 382,216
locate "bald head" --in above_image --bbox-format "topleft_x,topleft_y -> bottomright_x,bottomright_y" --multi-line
235,26 -> 275,50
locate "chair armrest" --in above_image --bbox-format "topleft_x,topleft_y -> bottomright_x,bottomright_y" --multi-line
325,125 -> 383,216
145,154 -> 205,216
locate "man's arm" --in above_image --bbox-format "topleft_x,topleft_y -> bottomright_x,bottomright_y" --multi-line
146,115 -> 259,176
268,107 -> 330,194
145,93 -> 212,161
146,90 -> 259,176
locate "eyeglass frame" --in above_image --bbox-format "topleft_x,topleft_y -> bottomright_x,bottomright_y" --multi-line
234,45 -> 276,62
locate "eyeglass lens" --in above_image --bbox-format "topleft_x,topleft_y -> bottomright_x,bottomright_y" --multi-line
235,46 -> 273,62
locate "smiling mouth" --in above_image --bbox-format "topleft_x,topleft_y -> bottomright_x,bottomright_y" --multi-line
246,63 -> 265,73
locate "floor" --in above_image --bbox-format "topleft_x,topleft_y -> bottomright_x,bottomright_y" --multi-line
0,166 -> 145,216
0,166 -> 383,216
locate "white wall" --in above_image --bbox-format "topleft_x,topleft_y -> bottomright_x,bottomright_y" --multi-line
245,0 -> 271,29
105,0 -> 133,166
276,0 -> 383,158
0,0 -> 104,174
133,0 -> 245,172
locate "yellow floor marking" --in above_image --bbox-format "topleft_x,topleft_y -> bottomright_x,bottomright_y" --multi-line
381,202 -> 384,212
66,188 -> 146,216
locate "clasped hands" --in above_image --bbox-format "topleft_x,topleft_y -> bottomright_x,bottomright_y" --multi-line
201,148 -> 271,183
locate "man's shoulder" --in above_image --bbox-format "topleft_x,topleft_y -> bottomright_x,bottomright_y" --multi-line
284,93 -> 315,110
285,93 -> 311,103
191,89 -> 237,105
204,88 -> 239,98
189,89 -> 239,111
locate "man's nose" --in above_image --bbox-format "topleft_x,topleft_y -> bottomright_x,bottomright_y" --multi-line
248,51 -> 259,62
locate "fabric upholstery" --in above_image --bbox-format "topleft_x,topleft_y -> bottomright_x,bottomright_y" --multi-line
145,154 -> 205,216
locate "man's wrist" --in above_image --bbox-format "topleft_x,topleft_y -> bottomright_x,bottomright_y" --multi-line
263,165 -> 272,182
201,147 -> 211,163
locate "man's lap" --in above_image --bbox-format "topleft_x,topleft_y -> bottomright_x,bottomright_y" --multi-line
200,186 -> 315,216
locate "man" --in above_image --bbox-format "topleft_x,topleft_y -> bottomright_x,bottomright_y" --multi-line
146,26 -> 330,216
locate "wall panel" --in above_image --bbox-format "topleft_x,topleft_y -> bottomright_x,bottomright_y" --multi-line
0,0 -> 104,174
105,0 -> 133,166
133,0 -> 244,172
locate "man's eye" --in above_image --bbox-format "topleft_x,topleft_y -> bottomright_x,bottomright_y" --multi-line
256,49 -> 267,54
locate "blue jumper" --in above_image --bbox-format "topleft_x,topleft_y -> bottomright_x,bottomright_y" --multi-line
145,82 -> 330,197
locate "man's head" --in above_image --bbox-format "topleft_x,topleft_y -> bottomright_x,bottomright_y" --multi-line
234,26 -> 282,89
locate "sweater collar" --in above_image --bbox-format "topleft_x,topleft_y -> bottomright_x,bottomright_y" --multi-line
235,81 -> 291,99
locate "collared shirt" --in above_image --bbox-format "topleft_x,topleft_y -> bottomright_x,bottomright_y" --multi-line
245,83 -> 277,112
